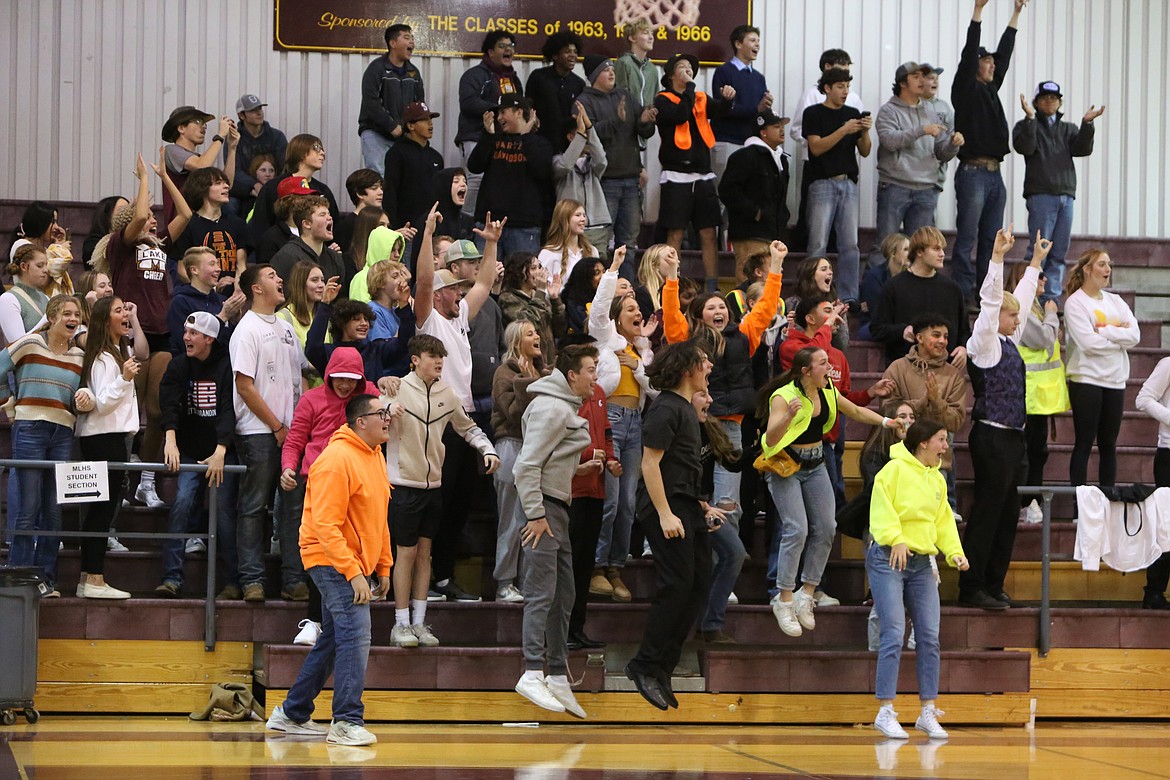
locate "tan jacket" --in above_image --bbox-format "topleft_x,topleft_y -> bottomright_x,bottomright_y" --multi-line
385,371 -> 495,489
881,345 -> 968,469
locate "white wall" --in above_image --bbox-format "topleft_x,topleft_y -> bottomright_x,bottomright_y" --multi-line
2,0 -> 1165,237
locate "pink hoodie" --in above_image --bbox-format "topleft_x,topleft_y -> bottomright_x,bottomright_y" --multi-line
282,347 -> 380,476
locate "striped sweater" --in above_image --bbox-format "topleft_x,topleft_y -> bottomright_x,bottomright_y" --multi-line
0,332 -> 84,428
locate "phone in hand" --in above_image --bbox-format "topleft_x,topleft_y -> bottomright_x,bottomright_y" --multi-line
860,111 -> 871,118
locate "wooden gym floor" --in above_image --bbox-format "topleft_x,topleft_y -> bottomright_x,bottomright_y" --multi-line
3,719 -> 1170,778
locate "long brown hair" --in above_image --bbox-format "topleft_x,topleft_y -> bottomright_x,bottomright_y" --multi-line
755,346 -> 825,420
81,296 -> 129,386
860,399 -> 912,464
543,199 -> 595,279
687,293 -> 727,360
1064,248 -> 1109,298
350,210 -> 387,270
284,261 -> 321,327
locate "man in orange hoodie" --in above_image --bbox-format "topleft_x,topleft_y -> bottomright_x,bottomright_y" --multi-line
266,393 -> 394,747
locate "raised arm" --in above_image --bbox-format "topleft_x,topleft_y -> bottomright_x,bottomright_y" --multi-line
413,202 -> 441,326
466,212 -> 506,320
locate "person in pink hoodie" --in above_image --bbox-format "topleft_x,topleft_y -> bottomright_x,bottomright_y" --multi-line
280,347 -> 382,645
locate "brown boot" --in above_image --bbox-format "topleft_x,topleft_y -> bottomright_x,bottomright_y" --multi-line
589,568 -> 614,596
607,566 -> 632,602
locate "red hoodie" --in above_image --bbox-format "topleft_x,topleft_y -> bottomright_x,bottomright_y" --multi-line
780,324 -> 870,443
571,384 -> 615,499
282,347 -> 380,476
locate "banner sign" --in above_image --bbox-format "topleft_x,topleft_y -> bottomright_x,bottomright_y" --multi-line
274,1 -> 753,67
55,461 -> 110,505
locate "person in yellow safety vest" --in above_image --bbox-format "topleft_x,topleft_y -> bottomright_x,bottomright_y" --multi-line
1007,262 -> 1069,524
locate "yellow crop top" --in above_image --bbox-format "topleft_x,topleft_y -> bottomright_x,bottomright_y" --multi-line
612,344 -> 642,398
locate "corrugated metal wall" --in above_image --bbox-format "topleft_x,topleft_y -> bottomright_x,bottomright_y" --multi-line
2,0 -> 1166,237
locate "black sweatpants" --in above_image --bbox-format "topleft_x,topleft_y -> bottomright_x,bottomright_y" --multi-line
959,423 -> 1026,599
1068,382 -> 1124,487
568,497 -> 603,636
1021,413 -> 1051,505
78,433 -> 131,575
434,428 -> 480,583
629,496 -> 711,679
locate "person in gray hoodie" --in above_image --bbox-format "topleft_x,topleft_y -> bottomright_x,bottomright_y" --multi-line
512,343 -> 599,719
576,55 -> 657,264
870,62 -> 964,268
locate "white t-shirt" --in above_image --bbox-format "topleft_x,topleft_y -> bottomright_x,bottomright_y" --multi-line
230,310 -> 303,435
419,299 -> 474,412
538,245 -> 598,284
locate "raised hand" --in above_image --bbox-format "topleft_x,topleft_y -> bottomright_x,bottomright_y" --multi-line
1020,93 -> 1035,119
424,201 -> 443,234
135,153 -> 149,180
482,110 -> 496,134
991,224 -> 1015,259
322,275 -> 342,304
609,244 -> 628,273
1083,105 -> 1105,123
473,211 -> 506,243
1032,231 -> 1054,263
769,239 -> 788,272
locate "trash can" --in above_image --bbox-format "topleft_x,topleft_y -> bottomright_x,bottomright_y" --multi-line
0,566 -> 45,725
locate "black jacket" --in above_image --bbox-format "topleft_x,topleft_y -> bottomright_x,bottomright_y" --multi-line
870,271 -> 970,365
305,301 -> 416,380
1012,113 -> 1095,198
232,122 -> 289,200
158,341 -> 235,461
653,83 -> 729,174
432,168 -> 475,242
719,140 -> 790,242
358,55 -> 425,140
526,66 -> 586,152
457,60 -> 524,144
467,130 -> 554,228
951,20 -> 1016,161
705,326 -> 756,417
270,237 -> 349,298
384,137 -> 444,228
248,176 -> 341,246
256,222 -> 294,265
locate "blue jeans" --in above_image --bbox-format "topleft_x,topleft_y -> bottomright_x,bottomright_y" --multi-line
277,476 -> 307,589
360,129 -> 393,176
597,404 -> 642,568
280,565 -> 372,726
602,177 -> 642,269
821,433 -> 847,510
235,433 -> 281,587
952,165 -> 1007,299
458,141 -> 482,220
472,225 -> 541,259
711,418 -> 744,530
8,420 -> 73,588
870,183 -> 938,268
866,543 -> 942,701
1025,194 -> 1075,304
700,520 -> 747,631
160,455 -> 239,589
765,463 -> 836,593
806,177 -> 861,302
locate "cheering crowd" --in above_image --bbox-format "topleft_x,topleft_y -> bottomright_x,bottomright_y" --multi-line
7,0 -> 1166,747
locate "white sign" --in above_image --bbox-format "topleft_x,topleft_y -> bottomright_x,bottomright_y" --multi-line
55,461 -> 110,504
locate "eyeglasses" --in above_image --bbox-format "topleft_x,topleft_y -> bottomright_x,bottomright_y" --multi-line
188,119 -> 207,128
357,407 -> 391,421
495,42 -> 516,51
311,144 -> 325,152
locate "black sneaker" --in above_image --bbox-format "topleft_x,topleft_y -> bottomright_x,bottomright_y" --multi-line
567,631 -> 606,650
959,591 -> 1009,611
993,590 -> 1021,608
1142,591 -> 1170,610
433,580 -> 482,602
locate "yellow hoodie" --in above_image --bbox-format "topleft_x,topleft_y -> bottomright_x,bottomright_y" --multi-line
299,424 -> 394,581
869,441 -> 965,565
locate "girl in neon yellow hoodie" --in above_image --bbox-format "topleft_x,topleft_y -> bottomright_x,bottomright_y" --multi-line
867,418 -> 968,741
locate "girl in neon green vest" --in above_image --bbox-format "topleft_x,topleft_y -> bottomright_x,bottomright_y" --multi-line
758,345 -> 900,638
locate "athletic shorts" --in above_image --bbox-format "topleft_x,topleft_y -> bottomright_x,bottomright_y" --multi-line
388,485 -> 442,547
658,178 -> 721,231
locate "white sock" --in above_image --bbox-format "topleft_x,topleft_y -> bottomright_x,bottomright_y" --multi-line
139,471 -> 155,488
523,669 -> 544,682
394,608 -> 409,627
411,599 -> 427,625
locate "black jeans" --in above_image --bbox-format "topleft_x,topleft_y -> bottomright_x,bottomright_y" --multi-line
1068,382 -> 1124,487
630,496 -> 711,679
959,423 -> 1027,599
568,497 -> 603,636
1021,414 -> 1051,504
78,433 -> 131,575
434,427 -> 481,583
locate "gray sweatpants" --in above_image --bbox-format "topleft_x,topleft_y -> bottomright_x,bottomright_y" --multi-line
520,498 -> 574,674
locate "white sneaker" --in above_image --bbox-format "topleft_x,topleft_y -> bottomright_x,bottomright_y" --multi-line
390,623 -> 419,648
771,596 -> 802,637
726,591 -> 739,605
293,619 -> 321,647
266,704 -> 327,736
515,675 -> 566,714
813,589 -> 840,607
80,582 -> 131,600
1025,499 -> 1044,525
327,720 -> 376,746
185,538 -> 207,555
135,481 -> 166,509
874,705 -> 909,739
496,584 -> 525,603
545,676 -> 586,718
107,537 -> 129,553
793,590 -> 817,631
915,704 -> 949,739
411,623 -> 440,647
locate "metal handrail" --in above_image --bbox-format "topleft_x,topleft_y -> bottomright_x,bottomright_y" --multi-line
1016,485 -> 1083,658
1,459 -> 247,651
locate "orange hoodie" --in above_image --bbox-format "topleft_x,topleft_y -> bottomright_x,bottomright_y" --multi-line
299,424 -> 393,581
